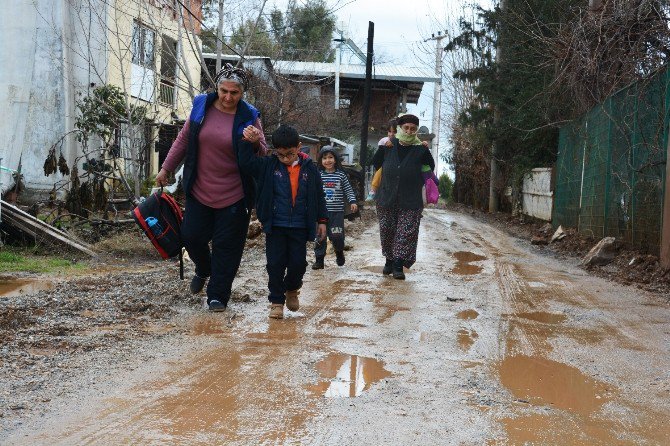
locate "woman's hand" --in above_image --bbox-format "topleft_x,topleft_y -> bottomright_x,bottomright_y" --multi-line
350,203 -> 358,213
422,140 -> 429,148
242,125 -> 261,144
155,168 -> 170,187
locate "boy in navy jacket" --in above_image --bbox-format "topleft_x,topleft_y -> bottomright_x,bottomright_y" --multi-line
237,124 -> 327,319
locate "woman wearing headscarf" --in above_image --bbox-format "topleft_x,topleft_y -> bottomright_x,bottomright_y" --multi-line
371,113 -> 435,280
156,64 -> 267,311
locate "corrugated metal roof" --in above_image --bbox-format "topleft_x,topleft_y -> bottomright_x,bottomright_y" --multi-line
273,61 -> 439,83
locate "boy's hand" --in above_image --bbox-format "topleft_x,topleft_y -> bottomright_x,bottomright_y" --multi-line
385,139 -> 393,147
350,203 -> 358,213
317,223 -> 327,241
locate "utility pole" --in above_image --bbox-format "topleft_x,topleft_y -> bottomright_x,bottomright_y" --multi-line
215,0 -> 224,73
359,21 -> 374,169
490,0 -> 507,213
425,31 -> 446,173
333,30 -> 367,110
334,30 -> 344,109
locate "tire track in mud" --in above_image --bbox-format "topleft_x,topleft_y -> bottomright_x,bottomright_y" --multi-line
425,210 -> 670,445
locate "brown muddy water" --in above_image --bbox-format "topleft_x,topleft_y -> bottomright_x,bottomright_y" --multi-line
0,277 -> 55,297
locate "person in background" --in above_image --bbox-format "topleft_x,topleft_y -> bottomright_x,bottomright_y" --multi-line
371,113 -> 435,280
312,146 -> 358,270
368,118 -> 430,200
156,64 -> 267,312
236,124 -> 327,319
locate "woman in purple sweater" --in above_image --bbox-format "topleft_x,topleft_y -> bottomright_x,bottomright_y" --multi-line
156,64 -> 267,311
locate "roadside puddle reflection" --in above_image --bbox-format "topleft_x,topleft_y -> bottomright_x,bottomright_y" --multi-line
309,352 -> 392,398
451,251 -> 486,275
0,277 -> 55,297
497,355 -> 612,415
457,328 -> 478,351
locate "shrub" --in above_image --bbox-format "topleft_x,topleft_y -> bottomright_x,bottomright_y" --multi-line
438,173 -> 453,202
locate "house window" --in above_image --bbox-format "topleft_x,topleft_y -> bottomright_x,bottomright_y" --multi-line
131,22 -> 156,68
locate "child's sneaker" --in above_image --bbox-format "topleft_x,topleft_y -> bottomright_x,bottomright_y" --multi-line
366,191 -> 376,201
285,289 -> 300,311
335,250 -> 345,266
269,303 -> 284,319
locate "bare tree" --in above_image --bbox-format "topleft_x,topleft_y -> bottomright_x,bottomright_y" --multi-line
34,0 -> 204,215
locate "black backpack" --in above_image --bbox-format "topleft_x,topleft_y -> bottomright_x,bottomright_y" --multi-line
132,191 -> 184,279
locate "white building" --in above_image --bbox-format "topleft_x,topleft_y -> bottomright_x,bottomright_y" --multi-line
0,0 -> 202,199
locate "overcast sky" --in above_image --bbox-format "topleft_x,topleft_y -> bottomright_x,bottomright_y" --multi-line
328,0 -> 463,173
265,0 -> 478,173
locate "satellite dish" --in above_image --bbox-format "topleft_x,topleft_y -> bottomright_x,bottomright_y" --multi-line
418,125 -> 429,134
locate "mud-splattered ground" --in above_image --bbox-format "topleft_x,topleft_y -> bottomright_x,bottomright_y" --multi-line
449,203 -> 670,295
1,207 -> 669,445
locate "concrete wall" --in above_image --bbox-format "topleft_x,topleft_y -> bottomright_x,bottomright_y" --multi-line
0,0 -> 97,195
522,167 -> 553,221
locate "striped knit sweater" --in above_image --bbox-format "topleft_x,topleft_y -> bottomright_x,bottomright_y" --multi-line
319,169 -> 357,212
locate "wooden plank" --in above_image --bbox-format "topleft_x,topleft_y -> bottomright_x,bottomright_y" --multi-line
1,200 -> 97,257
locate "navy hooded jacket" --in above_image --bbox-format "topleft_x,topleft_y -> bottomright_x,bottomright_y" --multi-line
236,146 -> 328,241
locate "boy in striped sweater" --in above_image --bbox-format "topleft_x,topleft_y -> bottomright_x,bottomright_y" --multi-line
312,146 -> 358,269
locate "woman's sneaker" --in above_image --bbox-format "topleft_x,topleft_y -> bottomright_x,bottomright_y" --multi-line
208,299 -> 226,312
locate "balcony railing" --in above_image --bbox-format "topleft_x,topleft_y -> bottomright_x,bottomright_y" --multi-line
159,80 -> 175,107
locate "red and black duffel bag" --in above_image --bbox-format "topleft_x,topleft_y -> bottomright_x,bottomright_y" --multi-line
132,190 -> 185,279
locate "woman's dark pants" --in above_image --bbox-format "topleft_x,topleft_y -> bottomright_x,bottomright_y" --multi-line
265,227 -> 308,304
181,197 -> 249,305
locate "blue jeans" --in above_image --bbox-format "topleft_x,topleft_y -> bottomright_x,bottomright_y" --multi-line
181,197 -> 249,304
265,227 -> 307,304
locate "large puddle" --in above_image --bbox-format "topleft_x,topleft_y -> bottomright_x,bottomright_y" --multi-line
497,355 -> 612,416
0,277 -> 55,297
308,352 -> 392,398
451,251 -> 486,275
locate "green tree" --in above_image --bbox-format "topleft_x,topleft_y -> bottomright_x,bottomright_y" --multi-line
278,0 -> 336,61
445,1 -> 581,207
229,17 -> 278,56
438,174 -> 453,202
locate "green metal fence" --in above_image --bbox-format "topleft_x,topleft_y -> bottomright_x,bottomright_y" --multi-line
554,67 -> 669,252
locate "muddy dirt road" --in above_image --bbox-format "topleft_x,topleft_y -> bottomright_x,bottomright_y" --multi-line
3,208 -> 670,445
